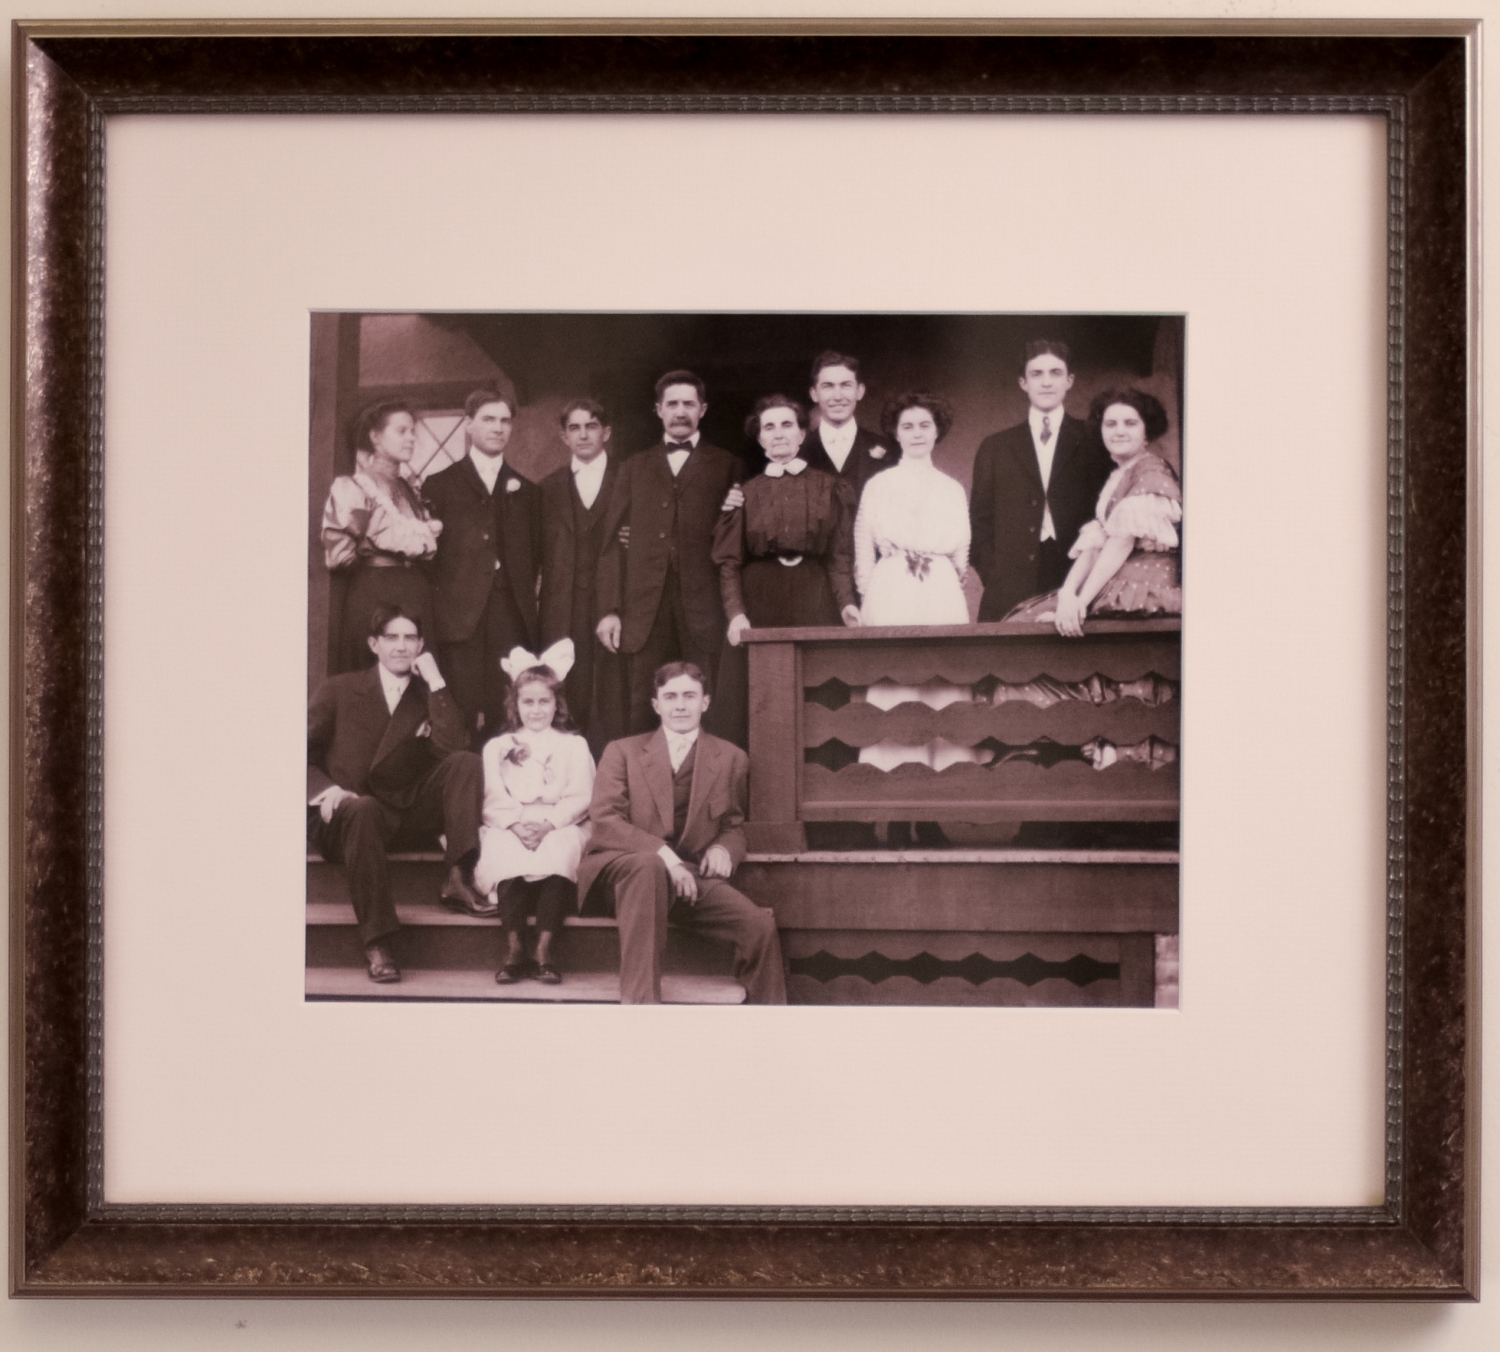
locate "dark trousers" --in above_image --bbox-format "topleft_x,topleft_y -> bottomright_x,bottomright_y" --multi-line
594,851 -> 787,1005
314,751 -> 482,946
626,569 -> 721,733
565,607 -> 628,760
439,574 -> 529,746
499,875 -> 576,942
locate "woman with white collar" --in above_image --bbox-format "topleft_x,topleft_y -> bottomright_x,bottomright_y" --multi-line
709,395 -> 860,748
713,394 -> 862,642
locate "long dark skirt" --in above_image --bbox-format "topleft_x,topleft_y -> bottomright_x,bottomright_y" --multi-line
711,556 -> 843,748
338,563 -> 435,672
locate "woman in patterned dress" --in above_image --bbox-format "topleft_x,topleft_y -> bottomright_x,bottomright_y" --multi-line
321,399 -> 443,672
1009,387 -> 1182,634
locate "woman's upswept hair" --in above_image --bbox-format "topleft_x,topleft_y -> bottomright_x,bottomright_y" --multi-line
881,390 -> 955,442
1087,387 -> 1170,442
351,398 -> 414,455
500,665 -> 577,733
744,394 -> 808,441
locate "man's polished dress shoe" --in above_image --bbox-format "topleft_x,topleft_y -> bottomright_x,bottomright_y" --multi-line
534,962 -> 562,985
495,960 -> 533,984
365,943 -> 401,984
439,866 -> 500,919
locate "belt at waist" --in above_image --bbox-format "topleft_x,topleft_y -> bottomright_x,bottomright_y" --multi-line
363,555 -> 421,569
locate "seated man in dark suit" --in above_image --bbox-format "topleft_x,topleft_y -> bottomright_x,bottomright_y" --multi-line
969,339 -> 1116,619
308,605 -> 491,984
595,370 -> 744,732
578,662 -> 787,1005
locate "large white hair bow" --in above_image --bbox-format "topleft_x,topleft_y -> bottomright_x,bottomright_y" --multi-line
500,637 -> 576,682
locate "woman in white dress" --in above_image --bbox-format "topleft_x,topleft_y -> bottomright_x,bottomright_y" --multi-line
321,399 -> 443,672
476,640 -> 595,985
853,392 -> 971,625
851,393 -> 978,846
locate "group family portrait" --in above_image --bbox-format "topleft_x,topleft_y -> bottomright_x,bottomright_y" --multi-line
306,312 -> 1184,1007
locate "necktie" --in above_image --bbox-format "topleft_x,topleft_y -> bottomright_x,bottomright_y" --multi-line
665,441 -> 693,452
1040,415 -> 1053,445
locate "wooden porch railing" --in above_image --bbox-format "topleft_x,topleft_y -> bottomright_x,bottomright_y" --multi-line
742,619 -> 1181,852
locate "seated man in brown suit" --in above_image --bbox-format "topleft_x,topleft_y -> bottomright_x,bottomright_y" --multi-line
308,604 -> 490,984
578,662 -> 787,1005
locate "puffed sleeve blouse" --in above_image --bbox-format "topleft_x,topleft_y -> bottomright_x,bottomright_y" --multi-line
1069,452 -> 1182,558
321,459 -> 443,571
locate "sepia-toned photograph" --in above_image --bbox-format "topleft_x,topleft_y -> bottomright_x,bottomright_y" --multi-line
306,312 -> 1183,1007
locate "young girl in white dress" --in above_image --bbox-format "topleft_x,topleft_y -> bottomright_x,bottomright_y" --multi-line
475,640 -> 596,985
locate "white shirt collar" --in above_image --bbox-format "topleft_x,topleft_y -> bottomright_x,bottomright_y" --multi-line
663,726 -> 700,773
376,663 -> 411,715
469,448 -> 505,492
819,419 -> 857,452
763,458 -> 807,478
571,453 -> 608,507
1028,405 -> 1066,436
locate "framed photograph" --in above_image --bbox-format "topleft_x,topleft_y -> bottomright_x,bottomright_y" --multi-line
11,22 -> 1476,1297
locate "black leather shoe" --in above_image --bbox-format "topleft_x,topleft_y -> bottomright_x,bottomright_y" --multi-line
440,868 -> 500,918
495,961 -> 532,984
365,943 -> 401,984
535,962 -> 562,985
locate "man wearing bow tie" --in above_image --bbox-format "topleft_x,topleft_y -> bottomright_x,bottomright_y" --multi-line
578,662 -> 786,1004
969,340 -> 1116,620
539,398 -> 627,756
595,371 -> 744,733
422,387 -> 544,744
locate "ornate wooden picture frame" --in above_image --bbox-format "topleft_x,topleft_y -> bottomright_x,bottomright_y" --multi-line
10,21 -> 1477,1297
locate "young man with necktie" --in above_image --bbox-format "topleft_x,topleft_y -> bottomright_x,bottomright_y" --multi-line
969,340 -> 1116,620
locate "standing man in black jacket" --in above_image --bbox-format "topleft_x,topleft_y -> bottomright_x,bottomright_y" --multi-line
969,340 -> 1116,620
595,370 -> 743,733
422,387 -> 544,745
539,397 -> 627,756
800,350 -> 897,500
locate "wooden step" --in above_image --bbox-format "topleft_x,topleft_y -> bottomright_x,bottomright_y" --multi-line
305,967 -> 745,1003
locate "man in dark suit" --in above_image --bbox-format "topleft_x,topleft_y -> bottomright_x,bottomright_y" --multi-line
801,349 -> 897,501
421,387 -> 544,744
539,397 -> 627,757
969,340 -> 1116,620
595,370 -> 743,732
578,662 -> 786,1005
308,605 -> 492,984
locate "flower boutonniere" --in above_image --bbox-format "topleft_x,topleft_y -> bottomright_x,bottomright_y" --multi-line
501,737 -> 530,767
505,478 -> 522,494
868,445 -> 886,460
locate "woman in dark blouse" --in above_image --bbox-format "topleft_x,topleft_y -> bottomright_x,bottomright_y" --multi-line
714,395 -> 862,639
707,395 -> 860,748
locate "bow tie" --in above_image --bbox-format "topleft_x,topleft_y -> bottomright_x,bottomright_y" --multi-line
764,458 -> 807,478
665,441 -> 693,453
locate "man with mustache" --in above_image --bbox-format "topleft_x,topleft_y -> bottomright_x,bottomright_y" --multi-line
595,370 -> 743,732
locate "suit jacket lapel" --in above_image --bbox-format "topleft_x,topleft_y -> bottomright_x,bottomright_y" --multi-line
1049,416 -> 1085,485
640,729 -> 675,837
372,675 -> 426,768
1012,425 -> 1045,493
683,734 -> 719,847
458,452 -> 494,504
